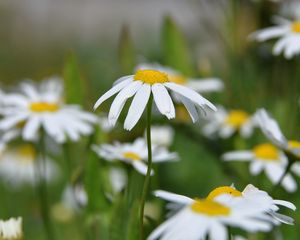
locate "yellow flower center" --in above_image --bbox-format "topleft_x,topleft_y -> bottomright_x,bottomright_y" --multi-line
288,140 -> 300,149
134,70 -> 169,85
253,143 -> 279,161
190,199 -> 231,216
225,110 -> 249,128
123,151 -> 141,161
206,186 -> 242,200
291,22 -> 300,33
16,144 -> 36,164
169,74 -> 187,85
30,102 -> 59,112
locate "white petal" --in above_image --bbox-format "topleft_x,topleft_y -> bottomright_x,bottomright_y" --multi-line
108,81 -> 143,126
154,190 -> 193,204
222,151 -> 253,161
250,161 -> 264,175
93,77 -> 133,110
0,113 -> 29,130
164,82 -> 216,112
209,221 -> 227,240
269,212 -> 294,225
177,95 -> 199,122
281,174 -> 297,193
132,161 -> 153,176
23,115 -> 41,141
187,78 -> 224,93
273,200 -> 296,210
124,84 -> 151,131
250,26 -> 288,41
152,84 -> 175,119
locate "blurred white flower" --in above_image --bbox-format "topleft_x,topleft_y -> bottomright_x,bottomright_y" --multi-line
148,189 -> 274,240
62,184 -> 88,212
135,63 -> 224,93
146,125 -> 174,147
92,138 -> 178,175
94,69 -> 216,131
109,167 -> 127,194
0,144 -> 59,188
223,143 -> 300,192
0,78 -> 97,143
202,106 -> 256,139
98,114 -> 114,132
0,217 -> 23,240
255,108 -> 300,158
207,185 -> 296,225
250,17 -> 300,59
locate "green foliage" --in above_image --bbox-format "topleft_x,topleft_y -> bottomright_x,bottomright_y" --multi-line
161,15 -> 194,76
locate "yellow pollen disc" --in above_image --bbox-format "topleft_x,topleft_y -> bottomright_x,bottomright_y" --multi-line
225,110 -> 249,128
206,186 -> 242,200
123,151 -> 141,161
291,22 -> 300,33
134,69 -> 169,85
169,74 -> 187,85
190,199 -> 231,216
253,143 -> 279,161
30,102 -> 59,112
16,144 -> 36,163
288,140 -> 300,149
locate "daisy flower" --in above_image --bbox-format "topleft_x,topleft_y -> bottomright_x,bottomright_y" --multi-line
255,108 -> 300,159
146,125 -> 174,147
92,138 -> 178,175
206,184 -> 296,225
222,143 -> 300,192
148,190 -> 273,240
202,106 -> 256,139
0,78 -> 97,143
0,144 -> 59,187
135,63 -> 224,93
250,17 -> 300,59
0,217 -> 23,240
93,69 -> 217,131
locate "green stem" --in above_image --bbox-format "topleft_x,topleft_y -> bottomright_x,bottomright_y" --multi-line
139,95 -> 153,240
35,130 -> 55,240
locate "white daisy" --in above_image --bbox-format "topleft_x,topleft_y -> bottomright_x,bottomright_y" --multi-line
222,143 -> 300,192
250,17 -> 300,59
206,184 -> 296,225
0,78 -> 97,143
135,63 -> 224,93
0,217 -> 23,240
146,125 -> 174,147
0,144 -> 59,187
255,108 -> 300,158
92,138 -> 178,175
202,106 -> 256,139
148,190 -> 273,240
93,69 -> 217,131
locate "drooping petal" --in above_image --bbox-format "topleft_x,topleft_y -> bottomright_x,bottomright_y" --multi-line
152,84 -> 175,119
23,115 -> 41,141
153,190 -> 193,204
222,151 -> 253,161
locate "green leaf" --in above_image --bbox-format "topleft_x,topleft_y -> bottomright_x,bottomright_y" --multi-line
161,15 -> 194,76
125,199 -> 140,240
63,52 -> 86,105
118,25 -> 136,75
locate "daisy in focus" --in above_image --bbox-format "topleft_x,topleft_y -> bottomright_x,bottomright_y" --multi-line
255,108 -> 300,158
0,217 -> 23,240
202,106 -> 256,139
92,138 -> 178,175
93,69 -> 217,131
148,189 -> 274,240
0,78 -> 97,143
0,144 -> 59,188
222,143 -> 300,192
207,184 -> 296,225
135,63 -> 224,93
250,17 -> 300,59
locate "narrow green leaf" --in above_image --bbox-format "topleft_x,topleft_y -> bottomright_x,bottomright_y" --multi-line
161,15 -> 194,76
118,25 -> 136,75
63,52 -> 86,105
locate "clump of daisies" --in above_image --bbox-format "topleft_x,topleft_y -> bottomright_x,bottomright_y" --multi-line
148,184 -> 295,240
0,77 -> 97,143
0,217 -> 23,240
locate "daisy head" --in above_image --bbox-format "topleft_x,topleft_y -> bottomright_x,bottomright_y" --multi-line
148,189 -> 274,240
255,108 -> 300,159
207,184 -> 296,225
135,63 -> 224,93
92,138 -> 178,175
250,16 -> 300,59
93,68 -> 217,131
0,78 -> 97,143
0,217 -> 23,240
0,143 -> 59,188
202,106 -> 256,139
